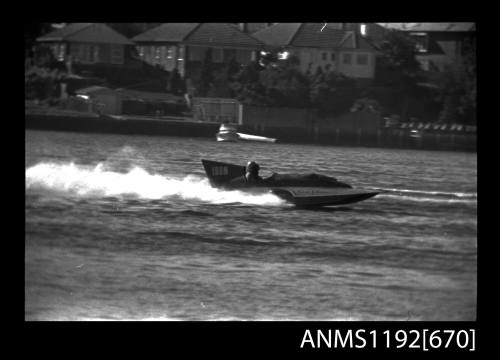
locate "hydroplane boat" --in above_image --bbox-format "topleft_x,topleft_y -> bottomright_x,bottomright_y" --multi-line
202,159 -> 380,207
216,123 -> 276,143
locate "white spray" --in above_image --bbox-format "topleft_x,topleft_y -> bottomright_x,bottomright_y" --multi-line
25,162 -> 285,206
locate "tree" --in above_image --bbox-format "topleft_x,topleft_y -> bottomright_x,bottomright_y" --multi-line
25,23 -> 54,51
376,29 -> 423,121
226,57 -> 239,79
231,54 -> 310,107
435,38 -> 476,124
259,55 -> 310,107
168,68 -> 185,95
310,70 -> 357,116
199,49 -> 215,96
230,61 -> 267,105
378,30 -> 421,76
351,98 -> 383,114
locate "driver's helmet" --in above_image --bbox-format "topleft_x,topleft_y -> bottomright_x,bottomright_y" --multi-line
246,161 -> 260,173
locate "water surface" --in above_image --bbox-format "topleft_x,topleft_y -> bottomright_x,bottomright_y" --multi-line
25,130 -> 477,320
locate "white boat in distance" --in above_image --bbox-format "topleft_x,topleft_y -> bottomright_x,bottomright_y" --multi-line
216,123 -> 276,143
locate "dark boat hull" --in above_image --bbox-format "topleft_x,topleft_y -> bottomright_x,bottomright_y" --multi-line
201,159 -> 380,207
270,187 -> 379,207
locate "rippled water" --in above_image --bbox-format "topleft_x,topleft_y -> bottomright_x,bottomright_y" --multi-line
25,130 -> 477,321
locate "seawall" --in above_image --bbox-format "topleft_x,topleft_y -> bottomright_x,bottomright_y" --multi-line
26,112 -> 220,138
25,112 -> 476,152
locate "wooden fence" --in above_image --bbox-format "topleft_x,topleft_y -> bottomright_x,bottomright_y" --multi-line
192,97 -> 242,124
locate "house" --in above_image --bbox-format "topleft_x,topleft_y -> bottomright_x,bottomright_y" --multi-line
377,23 -> 476,72
252,23 -> 379,80
36,23 -> 135,66
131,23 -> 197,74
131,23 -> 264,79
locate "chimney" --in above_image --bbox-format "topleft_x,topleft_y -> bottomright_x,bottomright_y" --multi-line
360,23 -> 367,37
239,23 -> 247,32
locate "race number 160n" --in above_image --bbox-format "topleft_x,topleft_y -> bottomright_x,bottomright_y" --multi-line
383,329 -> 476,351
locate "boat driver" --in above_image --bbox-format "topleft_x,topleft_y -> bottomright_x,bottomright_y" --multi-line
227,161 -> 263,187
245,161 -> 262,183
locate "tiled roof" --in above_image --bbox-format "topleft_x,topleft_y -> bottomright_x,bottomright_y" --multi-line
132,23 -> 263,48
377,23 -> 475,32
252,23 -> 302,46
340,32 -> 378,51
291,23 -> 348,48
358,35 -> 379,51
37,23 -> 92,41
184,23 -> 263,48
37,23 -> 133,45
131,23 -> 200,42
253,23 -> 376,50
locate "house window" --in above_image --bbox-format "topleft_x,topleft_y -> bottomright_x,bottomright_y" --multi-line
70,44 -> 80,61
160,46 -> 167,64
330,53 -> 335,61
137,46 -> 144,57
342,53 -> 352,64
356,54 -> 368,65
410,32 -> 429,53
76,44 -> 85,62
322,52 -> 327,61
50,44 -> 58,58
82,44 -> 91,63
167,46 -> 175,59
212,48 -> 223,63
58,44 -> 66,61
155,47 -> 161,61
110,45 -> 124,64
178,46 -> 185,61
92,45 -> 100,63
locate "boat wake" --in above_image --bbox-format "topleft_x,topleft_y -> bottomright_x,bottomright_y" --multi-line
376,193 -> 476,205
369,187 -> 477,205
371,187 -> 477,199
25,162 -> 285,206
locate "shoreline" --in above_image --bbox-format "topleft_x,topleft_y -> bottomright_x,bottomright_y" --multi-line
25,110 -> 476,153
